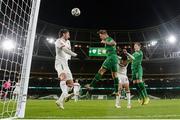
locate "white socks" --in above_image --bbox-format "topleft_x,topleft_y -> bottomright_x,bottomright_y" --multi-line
115,95 -> 120,106
115,92 -> 131,108
74,95 -> 78,102
58,93 -> 67,102
126,92 -> 131,105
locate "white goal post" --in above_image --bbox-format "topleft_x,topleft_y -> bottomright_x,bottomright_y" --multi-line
15,0 -> 41,118
0,0 -> 41,119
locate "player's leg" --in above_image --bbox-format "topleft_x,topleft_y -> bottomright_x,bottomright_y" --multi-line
73,88 -> 76,102
64,84 -> 74,103
16,87 -> 20,100
65,63 -> 74,88
61,60 -> 74,90
133,79 -> 145,104
55,60 -> 68,109
12,92 -> 16,100
4,90 -> 8,100
136,67 -> 149,105
124,81 -> 131,108
111,55 -> 119,95
89,56 -> 113,88
75,88 -> 80,102
0,90 -> 3,100
74,90 -> 78,102
136,68 -> 149,105
88,67 -> 107,88
138,68 -> 149,101
13,87 -> 20,100
112,72 -> 119,93
115,74 -> 122,108
115,82 -> 122,108
13,87 -> 18,100
75,93 -> 78,102
112,71 -> 120,109
64,68 -> 75,102
56,80 -> 68,109
132,70 -> 144,103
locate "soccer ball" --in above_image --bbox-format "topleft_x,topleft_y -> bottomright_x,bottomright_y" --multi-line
71,8 -> 81,16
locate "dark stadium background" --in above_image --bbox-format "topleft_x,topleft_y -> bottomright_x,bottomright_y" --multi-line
28,0 -> 180,99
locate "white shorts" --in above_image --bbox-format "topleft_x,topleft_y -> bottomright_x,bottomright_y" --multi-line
117,74 -> 129,84
55,59 -> 73,81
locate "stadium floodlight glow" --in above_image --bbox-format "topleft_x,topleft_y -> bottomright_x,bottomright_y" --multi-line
150,40 -> 157,46
74,44 -> 78,47
2,39 -> 16,51
167,35 -> 176,44
46,38 -> 55,44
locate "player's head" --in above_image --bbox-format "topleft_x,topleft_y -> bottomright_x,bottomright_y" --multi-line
59,29 -> 70,40
134,42 -> 141,51
97,30 -> 108,40
120,52 -> 128,66
66,80 -> 74,87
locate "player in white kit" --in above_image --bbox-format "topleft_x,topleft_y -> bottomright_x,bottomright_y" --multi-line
115,49 -> 135,109
73,79 -> 81,102
12,82 -> 20,100
55,29 -> 78,109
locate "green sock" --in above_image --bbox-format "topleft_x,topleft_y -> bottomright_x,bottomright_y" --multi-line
114,77 -> 119,93
138,82 -> 146,99
141,82 -> 148,98
90,73 -> 102,87
134,83 -> 142,99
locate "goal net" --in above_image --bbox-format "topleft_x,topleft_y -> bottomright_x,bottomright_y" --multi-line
0,0 -> 40,118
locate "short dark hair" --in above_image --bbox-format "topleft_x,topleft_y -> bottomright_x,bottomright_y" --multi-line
121,53 -> 128,60
59,29 -> 69,37
97,29 -> 108,34
134,42 -> 141,47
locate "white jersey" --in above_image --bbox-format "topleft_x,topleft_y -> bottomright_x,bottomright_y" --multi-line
55,38 -> 71,61
117,64 -> 129,84
55,38 -> 73,80
117,63 -> 128,76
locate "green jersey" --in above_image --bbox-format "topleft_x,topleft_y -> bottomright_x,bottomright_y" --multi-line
101,37 -> 118,72
105,37 -> 117,56
131,50 -> 143,69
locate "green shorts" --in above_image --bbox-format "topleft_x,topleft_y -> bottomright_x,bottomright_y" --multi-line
131,66 -> 143,80
102,54 -> 118,72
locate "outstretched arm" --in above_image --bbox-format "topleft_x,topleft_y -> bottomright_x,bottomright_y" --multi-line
101,40 -> 116,46
127,53 -> 135,60
62,47 -> 77,57
123,49 -> 135,61
55,40 -> 77,57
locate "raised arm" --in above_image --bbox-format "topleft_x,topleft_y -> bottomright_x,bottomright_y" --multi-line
123,49 -> 135,61
101,39 -> 116,46
55,39 -> 77,57
62,47 -> 77,57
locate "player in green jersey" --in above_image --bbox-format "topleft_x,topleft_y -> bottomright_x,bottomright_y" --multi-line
86,30 -> 119,96
131,42 -> 149,105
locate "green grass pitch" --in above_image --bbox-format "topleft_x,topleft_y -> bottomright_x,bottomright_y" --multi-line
23,99 -> 180,119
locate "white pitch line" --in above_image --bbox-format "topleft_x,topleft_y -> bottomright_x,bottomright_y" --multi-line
25,114 -> 180,119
